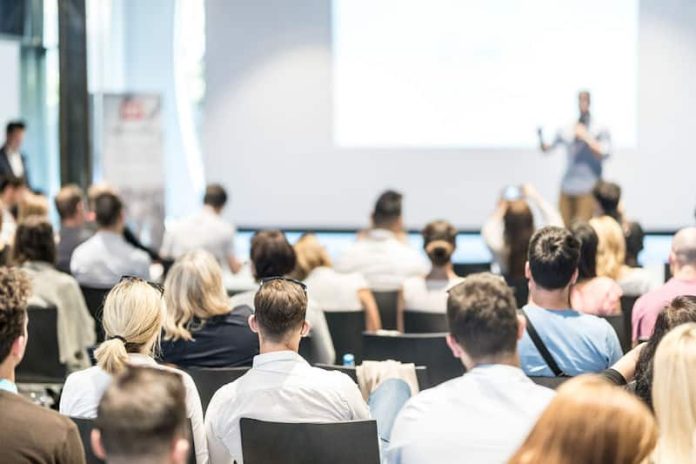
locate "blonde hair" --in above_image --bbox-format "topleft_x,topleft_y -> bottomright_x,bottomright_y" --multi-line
162,250 -> 230,341
18,192 -> 49,221
590,216 -> 626,280
652,323 -> 696,463
94,279 -> 165,374
292,234 -> 332,281
509,375 -> 657,464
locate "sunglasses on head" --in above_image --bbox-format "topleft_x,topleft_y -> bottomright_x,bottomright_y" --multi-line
119,275 -> 164,296
259,276 -> 307,294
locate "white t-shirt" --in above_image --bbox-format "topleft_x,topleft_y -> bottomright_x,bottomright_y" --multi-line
402,276 -> 465,313
304,267 -> 368,312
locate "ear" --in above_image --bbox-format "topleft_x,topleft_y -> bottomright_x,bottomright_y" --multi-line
12,334 -> 27,361
569,268 -> 579,286
91,429 -> 107,460
300,320 -> 311,337
516,314 -> 527,341
171,437 -> 190,464
446,334 -> 463,359
248,315 -> 259,334
524,261 -> 531,280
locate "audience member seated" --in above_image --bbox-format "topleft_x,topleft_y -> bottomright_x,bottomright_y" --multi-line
336,190 -> 427,290
387,273 -> 554,464
292,233 -> 381,331
161,183 -> 241,273
230,230 -> 335,364
592,179 -> 624,225
160,250 -> 258,368
519,226 -> 622,376
92,366 -> 190,464
59,278 -> 207,463
624,221 -> 645,268
483,184 -> 564,278
633,295 -> 696,409
0,176 -> 25,244
206,278 -> 410,464
508,375 -> 657,464
55,184 -> 92,274
400,220 -> 463,316
570,222 -> 622,315
14,217 -> 96,370
71,192 -> 151,288
0,267 -> 86,463
632,226 -> 696,342
652,323 -> 696,463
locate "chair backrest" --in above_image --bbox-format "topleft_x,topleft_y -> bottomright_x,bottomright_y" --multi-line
452,262 -> 491,277
240,418 -> 380,464
403,311 -> 448,333
620,295 -> 638,344
184,367 -> 251,414
528,376 -> 571,390
372,291 -> 399,330
314,363 -> 431,390
324,311 -> 365,363
362,332 -> 464,386
601,315 -> 630,354
16,305 -> 67,384
80,286 -> 112,343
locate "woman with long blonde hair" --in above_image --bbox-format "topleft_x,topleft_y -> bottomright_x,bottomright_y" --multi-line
160,250 -> 258,367
509,375 -> 657,464
59,277 -> 208,463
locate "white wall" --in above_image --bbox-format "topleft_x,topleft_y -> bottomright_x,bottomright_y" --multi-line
204,0 -> 696,230
0,40 -> 20,134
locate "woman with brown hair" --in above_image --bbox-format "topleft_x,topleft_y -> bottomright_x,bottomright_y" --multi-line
509,375 -> 657,464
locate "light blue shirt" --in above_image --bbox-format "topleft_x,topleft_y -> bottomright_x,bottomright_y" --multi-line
0,378 -> 18,394
519,304 -> 622,377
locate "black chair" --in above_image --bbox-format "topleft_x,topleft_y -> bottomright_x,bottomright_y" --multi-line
362,332 -> 464,386
314,363 -> 431,390
298,334 -> 314,363
80,286 -> 112,343
453,262 -> 491,277
403,311 -> 448,333
324,311 -> 365,363
240,418 -> 380,464
16,305 -> 67,384
602,315 -> 630,354
620,295 -> 638,344
372,291 -> 399,330
184,367 -> 251,413
528,376 -> 571,390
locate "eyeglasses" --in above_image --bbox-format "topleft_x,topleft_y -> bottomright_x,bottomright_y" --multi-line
119,275 -> 164,297
259,276 -> 307,294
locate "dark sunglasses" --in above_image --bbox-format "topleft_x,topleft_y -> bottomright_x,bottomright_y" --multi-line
259,276 -> 307,294
119,275 -> 164,297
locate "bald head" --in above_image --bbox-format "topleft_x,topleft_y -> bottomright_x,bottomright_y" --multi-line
672,227 -> 696,268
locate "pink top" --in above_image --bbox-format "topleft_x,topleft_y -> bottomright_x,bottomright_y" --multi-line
571,277 -> 623,316
632,278 -> 696,341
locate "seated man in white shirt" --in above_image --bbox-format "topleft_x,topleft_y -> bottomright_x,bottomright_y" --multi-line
0,176 -> 25,245
336,190 -> 428,291
71,192 -> 151,288
161,183 -> 241,273
388,273 -> 555,464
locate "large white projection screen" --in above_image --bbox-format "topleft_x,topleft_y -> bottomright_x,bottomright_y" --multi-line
333,0 -> 638,148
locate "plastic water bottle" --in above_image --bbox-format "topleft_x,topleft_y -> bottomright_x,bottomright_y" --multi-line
342,353 -> 355,367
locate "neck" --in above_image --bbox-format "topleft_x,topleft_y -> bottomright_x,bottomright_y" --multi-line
0,360 -> 15,384
109,455 -> 170,464
470,351 -> 520,370
259,336 -> 300,355
62,217 -> 82,228
674,265 -> 696,281
99,225 -> 122,235
204,204 -> 221,215
529,285 -> 571,310
427,264 -> 455,280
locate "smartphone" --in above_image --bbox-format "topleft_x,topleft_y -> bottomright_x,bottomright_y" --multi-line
503,185 -> 522,201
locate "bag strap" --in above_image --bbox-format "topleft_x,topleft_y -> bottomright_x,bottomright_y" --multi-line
521,308 -> 567,377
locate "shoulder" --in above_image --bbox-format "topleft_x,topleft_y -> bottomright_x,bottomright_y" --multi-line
308,366 -> 358,390
2,393 -> 79,435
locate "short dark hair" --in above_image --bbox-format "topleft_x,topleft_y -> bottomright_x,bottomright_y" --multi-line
13,217 -> 56,264
54,184 -> 84,220
94,192 -> 123,228
447,273 -> 518,360
372,190 -> 402,226
6,120 -> 25,136
0,268 -> 31,363
571,222 -> 599,279
593,181 -> 622,221
203,184 -> 228,209
422,220 -> 457,266
528,226 -> 580,290
624,221 -> 645,267
95,366 -> 187,461
254,279 -> 308,341
250,230 -> 296,279
0,176 -> 24,193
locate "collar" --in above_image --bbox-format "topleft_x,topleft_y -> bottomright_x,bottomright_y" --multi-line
21,261 -> 54,272
0,378 -> 18,394
96,230 -> 123,240
469,364 -> 529,381
252,350 -> 306,369
126,353 -> 158,366
366,228 -> 397,241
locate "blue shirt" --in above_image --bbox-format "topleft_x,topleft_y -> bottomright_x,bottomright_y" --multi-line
0,378 -> 17,394
519,304 -> 622,377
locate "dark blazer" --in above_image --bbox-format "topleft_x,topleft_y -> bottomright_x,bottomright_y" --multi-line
0,145 -> 30,186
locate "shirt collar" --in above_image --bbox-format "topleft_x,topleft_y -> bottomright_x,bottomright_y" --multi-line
96,230 -> 123,240
0,378 -> 18,394
127,353 -> 158,366
366,228 -> 397,241
252,350 -> 307,369
469,363 -> 529,381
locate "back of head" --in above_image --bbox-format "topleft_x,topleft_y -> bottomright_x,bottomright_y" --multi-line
94,192 -> 123,229
671,226 -> 696,270
592,180 -> 622,221
0,268 -> 31,365
18,193 -> 49,222
13,216 -> 56,265
447,273 -> 518,362
6,120 -> 25,137
254,279 -> 307,343
528,226 -> 580,290
250,230 -> 296,279
624,221 -> 645,267
0,176 -> 25,194
503,201 -> 534,279
653,323 -> 696,463
589,216 -> 625,280
292,234 -> 332,281
372,190 -> 402,228
54,184 -> 84,221
422,220 -> 457,267
203,184 -> 227,210
95,279 -> 164,374
163,250 -> 229,341
509,375 -> 657,464
87,183 -> 117,212
95,366 -> 187,462
571,222 -> 599,280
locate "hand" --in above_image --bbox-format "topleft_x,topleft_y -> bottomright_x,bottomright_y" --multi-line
521,184 -> 539,199
574,123 -> 589,142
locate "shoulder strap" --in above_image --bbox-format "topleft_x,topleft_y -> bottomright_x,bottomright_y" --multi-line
521,308 -> 567,377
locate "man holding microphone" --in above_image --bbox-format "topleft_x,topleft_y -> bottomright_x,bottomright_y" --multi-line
538,91 -> 612,226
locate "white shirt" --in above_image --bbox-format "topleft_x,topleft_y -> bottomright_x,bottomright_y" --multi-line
70,230 -> 151,288
335,229 -> 428,291
388,364 -> 554,464
205,351 -> 370,464
59,353 -> 208,464
7,149 -> 24,178
0,205 -> 16,244
402,276 -> 464,313
230,290 -> 335,364
161,207 -> 236,270
304,266 -> 368,312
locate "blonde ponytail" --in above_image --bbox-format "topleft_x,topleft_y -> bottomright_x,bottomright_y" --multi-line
94,338 -> 129,374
